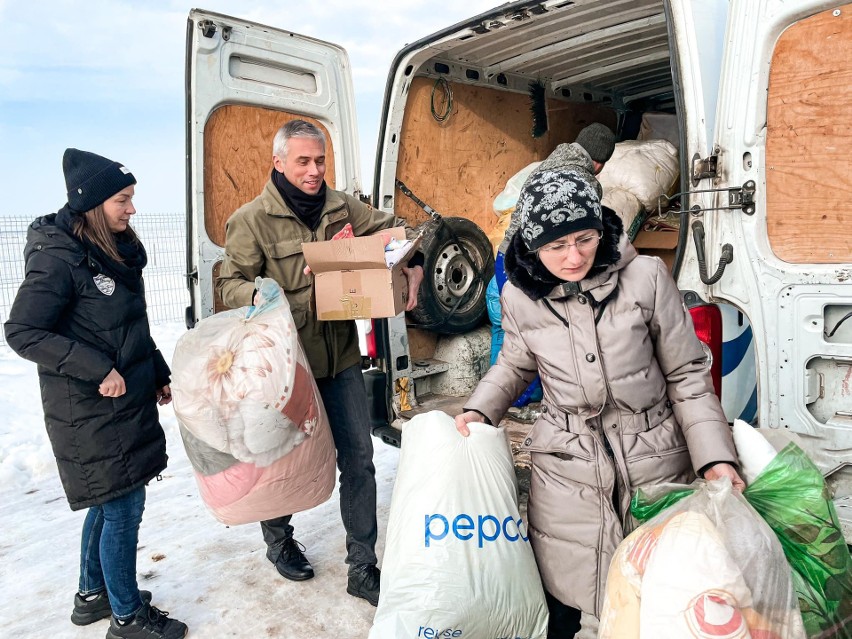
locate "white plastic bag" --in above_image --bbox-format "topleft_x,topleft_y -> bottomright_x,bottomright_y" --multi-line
732,419 -> 778,484
369,411 -> 548,639
600,479 -> 805,639
170,278 -> 335,525
493,161 -> 541,214
596,139 -> 679,210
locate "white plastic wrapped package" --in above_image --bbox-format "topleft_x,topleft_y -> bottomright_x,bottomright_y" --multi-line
370,411 -> 548,639
637,112 -> 680,148
599,480 -> 805,639
732,418 -> 778,484
596,139 -> 679,210
492,161 -> 541,215
170,278 -> 335,525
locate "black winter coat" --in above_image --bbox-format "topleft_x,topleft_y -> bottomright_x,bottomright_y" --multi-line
4,213 -> 170,510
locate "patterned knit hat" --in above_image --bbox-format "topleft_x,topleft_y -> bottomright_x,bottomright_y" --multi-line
518,167 -> 603,251
575,123 -> 615,163
63,148 -> 136,213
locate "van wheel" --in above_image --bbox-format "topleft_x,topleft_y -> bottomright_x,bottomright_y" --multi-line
408,217 -> 494,334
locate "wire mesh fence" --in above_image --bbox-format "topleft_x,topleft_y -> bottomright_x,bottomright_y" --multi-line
0,214 -> 189,350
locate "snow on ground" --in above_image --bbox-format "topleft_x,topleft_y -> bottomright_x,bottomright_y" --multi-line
0,322 -> 397,637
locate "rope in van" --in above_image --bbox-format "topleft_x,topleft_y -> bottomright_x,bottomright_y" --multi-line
431,77 -> 453,122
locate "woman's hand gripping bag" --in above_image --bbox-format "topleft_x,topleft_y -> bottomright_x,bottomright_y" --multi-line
599,479 -> 806,639
369,411 -> 548,639
170,277 -> 335,525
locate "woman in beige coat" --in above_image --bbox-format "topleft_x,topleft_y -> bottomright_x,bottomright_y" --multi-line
455,166 -> 743,638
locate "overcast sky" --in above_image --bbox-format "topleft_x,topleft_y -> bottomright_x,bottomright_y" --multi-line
0,0 -> 503,217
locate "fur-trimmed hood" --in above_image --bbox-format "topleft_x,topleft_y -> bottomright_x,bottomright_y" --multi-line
504,205 -> 636,301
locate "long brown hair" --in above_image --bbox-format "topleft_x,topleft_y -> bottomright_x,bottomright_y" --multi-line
70,204 -> 139,262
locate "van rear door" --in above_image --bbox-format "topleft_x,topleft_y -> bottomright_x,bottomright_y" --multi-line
693,1 -> 851,489
185,9 -> 360,323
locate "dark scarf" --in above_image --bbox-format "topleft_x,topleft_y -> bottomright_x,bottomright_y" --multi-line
55,205 -> 147,293
272,169 -> 327,230
505,205 -> 624,301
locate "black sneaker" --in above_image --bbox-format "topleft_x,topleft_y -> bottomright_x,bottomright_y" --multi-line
71,590 -> 152,626
347,564 -> 380,607
272,538 -> 314,581
105,602 -> 188,639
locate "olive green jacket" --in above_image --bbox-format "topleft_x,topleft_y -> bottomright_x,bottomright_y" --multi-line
216,179 -> 414,379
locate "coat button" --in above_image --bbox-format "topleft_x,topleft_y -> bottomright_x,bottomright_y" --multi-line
585,353 -> 596,362
542,405 -> 548,413
524,438 -> 532,446
611,423 -> 617,429
578,295 -> 587,304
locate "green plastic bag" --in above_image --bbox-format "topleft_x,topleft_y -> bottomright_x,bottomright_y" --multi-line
744,444 -> 852,638
630,484 -> 694,523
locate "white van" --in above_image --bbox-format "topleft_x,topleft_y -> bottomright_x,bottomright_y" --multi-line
184,1 -> 851,538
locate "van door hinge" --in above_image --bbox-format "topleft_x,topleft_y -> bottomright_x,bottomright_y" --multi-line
691,153 -> 718,183
198,19 -> 216,38
198,20 -> 230,40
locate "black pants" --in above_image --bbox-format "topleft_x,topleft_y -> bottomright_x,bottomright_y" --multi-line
546,590 -> 582,639
260,364 -> 378,568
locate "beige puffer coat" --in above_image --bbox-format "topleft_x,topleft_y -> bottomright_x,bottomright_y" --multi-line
465,217 -> 737,616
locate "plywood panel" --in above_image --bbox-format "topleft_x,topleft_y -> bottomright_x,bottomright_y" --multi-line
766,5 -> 852,263
394,78 -> 616,237
203,107 -> 336,247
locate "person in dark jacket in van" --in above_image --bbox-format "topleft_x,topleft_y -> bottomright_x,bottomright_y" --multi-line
455,164 -> 743,638
4,149 -> 188,639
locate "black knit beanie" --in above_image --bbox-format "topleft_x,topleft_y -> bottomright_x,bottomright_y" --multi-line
575,123 -> 616,163
517,167 -> 603,251
63,148 -> 137,213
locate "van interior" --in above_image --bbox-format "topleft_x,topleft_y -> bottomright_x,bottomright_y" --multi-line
197,1 -> 847,430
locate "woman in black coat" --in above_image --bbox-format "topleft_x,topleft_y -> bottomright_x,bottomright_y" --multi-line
4,149 -> 187,639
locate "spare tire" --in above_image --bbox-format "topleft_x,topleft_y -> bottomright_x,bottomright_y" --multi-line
408,217 -> 494,334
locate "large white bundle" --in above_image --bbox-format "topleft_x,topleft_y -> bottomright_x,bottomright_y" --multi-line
170,278 -> 335,525
369,411 -> 548,639
597,139 -> 679,210
602,186 -> 643,235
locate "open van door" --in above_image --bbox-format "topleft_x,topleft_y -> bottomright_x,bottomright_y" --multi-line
185,9 -> 360,324
687,1 -> 851,530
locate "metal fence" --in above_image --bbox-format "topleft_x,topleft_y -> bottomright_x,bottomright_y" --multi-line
0,214 -> 188,349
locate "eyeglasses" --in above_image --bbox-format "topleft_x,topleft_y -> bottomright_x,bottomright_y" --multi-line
536,231 -> 602,255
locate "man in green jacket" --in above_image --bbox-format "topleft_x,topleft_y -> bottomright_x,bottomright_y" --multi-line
217,119 -> 424,607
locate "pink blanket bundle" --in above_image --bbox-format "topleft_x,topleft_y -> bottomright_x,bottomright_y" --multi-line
171,282 -> 335,525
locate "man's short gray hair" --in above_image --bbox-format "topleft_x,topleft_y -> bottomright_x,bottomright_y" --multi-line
273,120 -> 326,159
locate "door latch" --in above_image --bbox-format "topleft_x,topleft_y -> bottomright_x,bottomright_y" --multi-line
660,180 -> 756,216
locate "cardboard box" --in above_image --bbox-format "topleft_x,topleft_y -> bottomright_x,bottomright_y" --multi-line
632,229 -> 679,270
302,228 -> 420,320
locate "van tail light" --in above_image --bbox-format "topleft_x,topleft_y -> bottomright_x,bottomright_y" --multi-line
689,304 -> 723,397
365,319 -> 378,360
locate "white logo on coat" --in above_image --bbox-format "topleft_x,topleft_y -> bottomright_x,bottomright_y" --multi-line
93,274 -> 116,296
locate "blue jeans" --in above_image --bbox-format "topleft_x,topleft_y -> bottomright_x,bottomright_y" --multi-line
78,486 -> 146,619
261,363 -> 378,568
